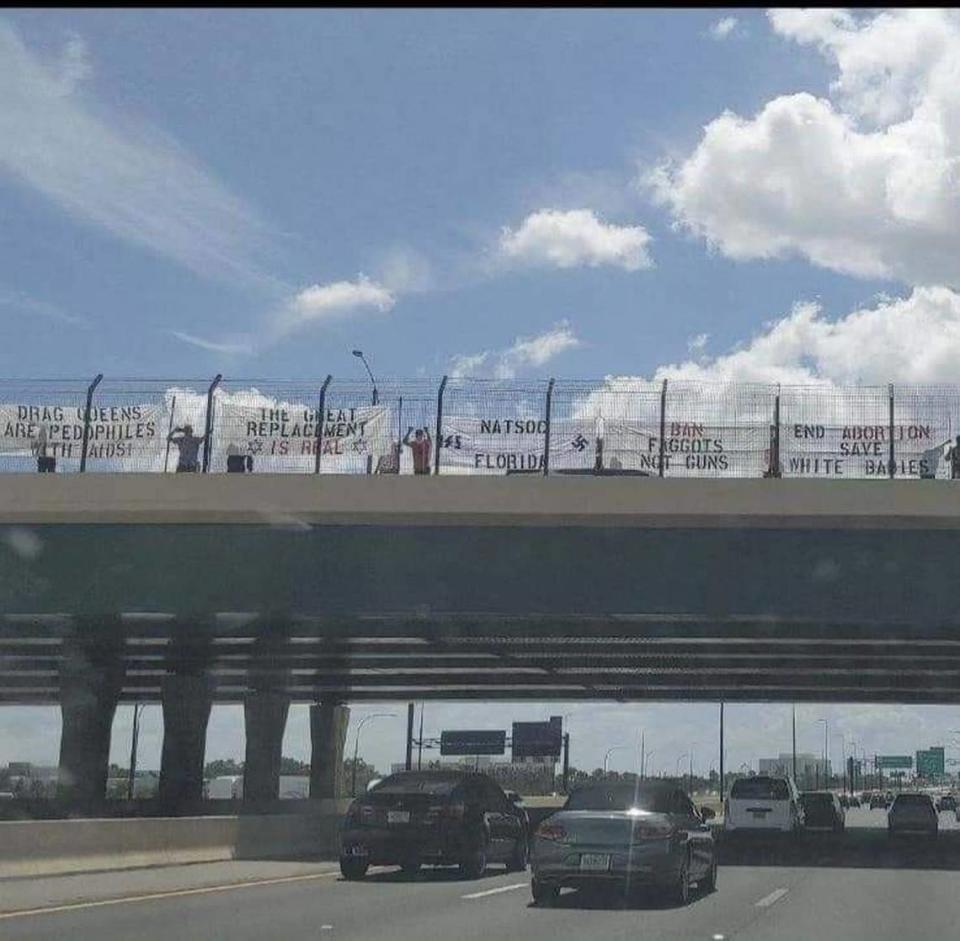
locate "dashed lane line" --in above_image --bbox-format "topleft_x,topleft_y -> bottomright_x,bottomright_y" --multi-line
755,887 -> 789,908
461,882 -> 529,900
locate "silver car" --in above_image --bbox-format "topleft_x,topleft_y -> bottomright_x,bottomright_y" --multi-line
530,781 -> 717,906
888,792 -> 938,839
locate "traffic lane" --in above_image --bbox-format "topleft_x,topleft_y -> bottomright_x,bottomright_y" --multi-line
0,859 -> 811,941
733,863 -> 960,941
720,806 -> 960,871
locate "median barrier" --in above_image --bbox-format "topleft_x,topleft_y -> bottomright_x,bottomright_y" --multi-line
0,802 -> 350,878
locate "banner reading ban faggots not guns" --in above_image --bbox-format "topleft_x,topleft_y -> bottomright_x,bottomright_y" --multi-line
217,401 -> 393,464
0,403 -> 164,459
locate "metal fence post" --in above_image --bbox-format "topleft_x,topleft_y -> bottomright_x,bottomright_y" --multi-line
79,373 -> 103,472
201,374 -> 222,473
543,378 -> 555,476
658,378 -> 668,478
314,375 -> 332,474
434,375 -> 448,475
367,385 -> 379,475
769,385 -> 782,478
888,383 -> 896,479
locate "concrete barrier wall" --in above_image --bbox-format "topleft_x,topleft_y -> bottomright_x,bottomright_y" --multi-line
0,802 -> 348,879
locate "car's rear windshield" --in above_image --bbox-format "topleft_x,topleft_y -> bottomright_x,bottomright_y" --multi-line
801,793 -> 833,806
893,794 -> 933,806
369,773 -> 464,796
730,777 -> 790,800
564,784 -> 672,813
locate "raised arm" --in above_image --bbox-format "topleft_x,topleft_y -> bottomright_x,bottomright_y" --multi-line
402,426 -> 414,447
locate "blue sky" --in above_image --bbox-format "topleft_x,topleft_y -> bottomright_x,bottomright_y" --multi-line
4,9 -> 960,776
0,9 -> 903,382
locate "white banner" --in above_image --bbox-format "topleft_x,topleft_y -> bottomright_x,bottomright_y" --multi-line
780,419 -> 953,478
440,415 -> 597,472
0,403 -> 164,459
219,402 -> 392,463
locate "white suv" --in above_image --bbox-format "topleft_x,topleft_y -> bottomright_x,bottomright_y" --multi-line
724,775 -> 804,835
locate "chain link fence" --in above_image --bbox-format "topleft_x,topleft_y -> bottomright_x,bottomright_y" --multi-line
2,374 -> 960,479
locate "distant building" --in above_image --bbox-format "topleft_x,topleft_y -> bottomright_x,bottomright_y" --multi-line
758,753 -> 832,787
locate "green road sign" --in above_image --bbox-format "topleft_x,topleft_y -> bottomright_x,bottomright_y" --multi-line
877,755 -> 913,769
916,747 -> 945,778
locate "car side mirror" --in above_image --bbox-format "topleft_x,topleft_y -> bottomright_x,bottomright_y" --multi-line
700,806 -> 716,821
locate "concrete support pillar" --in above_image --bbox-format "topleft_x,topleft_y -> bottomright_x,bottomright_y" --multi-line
243,691 -> 290,803
57,639 -> 123,806
310,702 -> 350,799
158,674 -> 213,811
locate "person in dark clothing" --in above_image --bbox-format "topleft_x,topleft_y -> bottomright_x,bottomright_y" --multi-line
403,426 -> 432,475
168,424 -> 206,473
951,436 -> 960,480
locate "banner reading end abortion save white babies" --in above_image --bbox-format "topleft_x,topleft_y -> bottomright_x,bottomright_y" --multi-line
0,403 -> 164,459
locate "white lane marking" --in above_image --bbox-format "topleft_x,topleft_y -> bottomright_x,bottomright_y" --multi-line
754,887 -> 789,908
0,869 -> 345,920
461,882 -> 528,900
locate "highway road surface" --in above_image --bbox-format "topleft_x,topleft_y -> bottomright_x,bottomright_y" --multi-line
3,808 -> 960,941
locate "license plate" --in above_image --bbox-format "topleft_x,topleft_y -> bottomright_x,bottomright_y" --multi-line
387,810 -> 410,824
750,811 -> 769,819
579,853 -> 610,872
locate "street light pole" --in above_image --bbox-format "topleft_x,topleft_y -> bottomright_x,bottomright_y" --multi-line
817,718 -> 828,787
352,713 -> 396,796
675,753 -> 688,778
792,704 -> 797,785
603,746 -> 628,774
127,703 -> 143,801
352,350 -> 379,474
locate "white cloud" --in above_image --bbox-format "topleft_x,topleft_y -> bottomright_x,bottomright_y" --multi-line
451,322 -> 581,379
275,276 -> 395,336
0,22 -> 275,287
603,287 -> 960,387
648,9 -> 960,286
499,209 -> 653,271
710,16 -> 739,40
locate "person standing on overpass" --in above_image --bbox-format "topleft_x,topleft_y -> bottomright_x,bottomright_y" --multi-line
403,425 -> 432,475
950,436 -> 960,480
168,424 -> 207,473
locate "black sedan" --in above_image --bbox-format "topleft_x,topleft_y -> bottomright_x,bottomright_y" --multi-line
339,770 -> 528,880
800,791 -> 845,833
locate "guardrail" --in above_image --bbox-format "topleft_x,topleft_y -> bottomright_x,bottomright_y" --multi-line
3,376 -> 960,480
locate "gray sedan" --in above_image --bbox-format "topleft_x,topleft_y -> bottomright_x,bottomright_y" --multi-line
888,792 -> 938,838
530,781 -> 717,906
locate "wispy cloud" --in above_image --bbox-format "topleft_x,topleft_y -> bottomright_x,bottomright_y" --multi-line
0,287 -> 89,328
499,209 -> 653,271
451,322 -> 581,379
169,330 -> 253,356
0,22 -> 276,289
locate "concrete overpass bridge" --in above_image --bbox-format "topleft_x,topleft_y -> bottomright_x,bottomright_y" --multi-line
1,474 -> 959,808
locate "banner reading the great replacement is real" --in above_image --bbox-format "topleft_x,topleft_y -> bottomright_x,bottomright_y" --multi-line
218,401 -> 392,463
0,403 -> 164,459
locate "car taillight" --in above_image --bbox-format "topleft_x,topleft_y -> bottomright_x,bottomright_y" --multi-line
536,821 -> 568,842
634,821 -> 675,840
